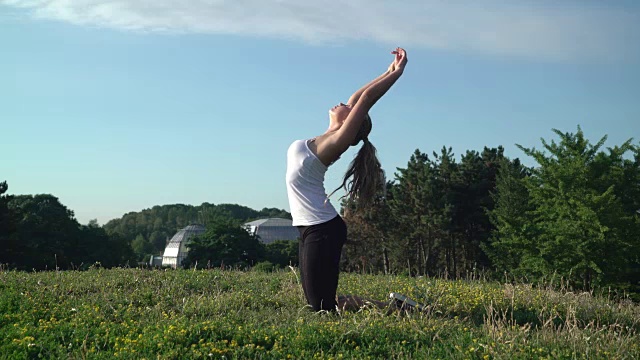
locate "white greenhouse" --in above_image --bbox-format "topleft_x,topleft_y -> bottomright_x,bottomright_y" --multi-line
161,224 -> 206,269
244,218 -> 299,244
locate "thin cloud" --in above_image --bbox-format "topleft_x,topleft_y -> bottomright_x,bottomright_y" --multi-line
2,0 -> 639,62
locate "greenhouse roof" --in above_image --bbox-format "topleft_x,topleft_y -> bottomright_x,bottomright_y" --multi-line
244,218 -> 293,227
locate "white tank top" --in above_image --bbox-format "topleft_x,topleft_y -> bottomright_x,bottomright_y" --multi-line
286,139 -> 338,226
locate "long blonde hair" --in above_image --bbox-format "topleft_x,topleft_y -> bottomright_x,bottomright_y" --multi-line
330,114 -> 385,208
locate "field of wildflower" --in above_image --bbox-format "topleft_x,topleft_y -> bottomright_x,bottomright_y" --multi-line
1,267 -> 638,359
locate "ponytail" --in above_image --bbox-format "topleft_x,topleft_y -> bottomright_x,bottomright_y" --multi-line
329,136 -> 385,209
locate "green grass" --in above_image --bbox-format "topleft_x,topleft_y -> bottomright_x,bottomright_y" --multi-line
1,267 -> 638,359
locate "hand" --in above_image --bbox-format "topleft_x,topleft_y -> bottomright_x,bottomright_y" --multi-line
387,48 -> 399,72
391,47 -> 407,71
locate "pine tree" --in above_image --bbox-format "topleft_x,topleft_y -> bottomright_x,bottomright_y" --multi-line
513,127 -> 638,289
486,158 -> 534,276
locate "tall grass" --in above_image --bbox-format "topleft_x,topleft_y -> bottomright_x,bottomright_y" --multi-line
1,267 -> 638,359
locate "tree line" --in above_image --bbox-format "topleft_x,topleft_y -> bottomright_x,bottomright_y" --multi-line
341,127 -> 640,294
0,190 -> 134,270
102,203 -> 290,261
0,190 -> 293,270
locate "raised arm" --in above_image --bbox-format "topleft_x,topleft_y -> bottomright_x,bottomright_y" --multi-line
346,49 -> 402,106
332,48 -> 407,152
347,69 -> 392,106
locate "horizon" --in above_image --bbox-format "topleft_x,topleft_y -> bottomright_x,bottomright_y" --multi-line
2,0 -> 639,225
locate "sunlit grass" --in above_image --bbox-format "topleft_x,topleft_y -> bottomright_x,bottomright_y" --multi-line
1,267 -> 638,359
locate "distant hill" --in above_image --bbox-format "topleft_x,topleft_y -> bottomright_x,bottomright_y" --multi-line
103,203 -> 291,254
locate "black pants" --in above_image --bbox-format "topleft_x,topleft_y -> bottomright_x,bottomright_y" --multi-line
297,215 -> 347,312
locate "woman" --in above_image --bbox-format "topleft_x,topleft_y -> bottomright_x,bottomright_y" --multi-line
286,48 -> 408,312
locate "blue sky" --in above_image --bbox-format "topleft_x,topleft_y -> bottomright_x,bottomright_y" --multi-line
1,0 -> 639,225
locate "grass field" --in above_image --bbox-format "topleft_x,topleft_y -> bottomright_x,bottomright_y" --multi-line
1,267 -> 638,359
